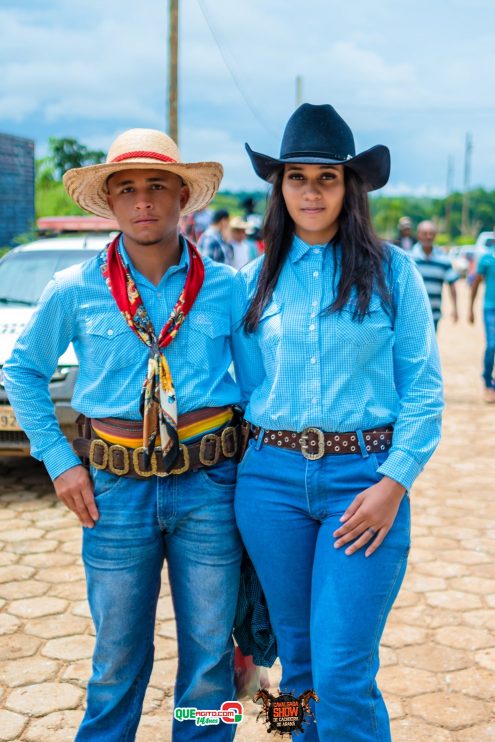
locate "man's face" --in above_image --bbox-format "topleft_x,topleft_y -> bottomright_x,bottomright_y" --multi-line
106,168 -> 189,245
417,224 -> 436,249
231,228 -> 246,243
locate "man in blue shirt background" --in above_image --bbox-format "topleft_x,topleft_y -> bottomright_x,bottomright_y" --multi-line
469,230 -> 495,402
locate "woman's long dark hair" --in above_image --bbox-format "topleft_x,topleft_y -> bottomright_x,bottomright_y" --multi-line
243,167 -> 392,332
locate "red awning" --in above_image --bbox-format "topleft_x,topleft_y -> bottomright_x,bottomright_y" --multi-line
37,216 -> 119,232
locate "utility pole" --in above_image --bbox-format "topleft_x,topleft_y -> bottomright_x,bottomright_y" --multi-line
461,132 -> 472,237
168,0 -> 179,143
295,75 -> 303,108
445,155 -> 454,238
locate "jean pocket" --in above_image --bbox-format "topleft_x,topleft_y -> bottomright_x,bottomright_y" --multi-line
199,458 -> 237,490
90,466 -> 126,499
365,451 -> 390,481
237,438 -> 256,474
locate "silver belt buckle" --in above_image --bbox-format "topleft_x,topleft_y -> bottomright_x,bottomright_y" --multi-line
299,427 -> 325,460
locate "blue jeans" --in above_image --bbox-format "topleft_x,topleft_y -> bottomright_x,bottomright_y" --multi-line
76,459 -> 242,742
235,438 -> 410,742
483,308 -> 495,388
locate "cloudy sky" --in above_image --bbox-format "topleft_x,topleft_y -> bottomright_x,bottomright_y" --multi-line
1,0 -> 494,195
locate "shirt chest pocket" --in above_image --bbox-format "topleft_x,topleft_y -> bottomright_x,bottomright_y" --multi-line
334,296 -> 393,349
187,311 -> 229,370
256,301 -> 284,373
82,314 -> 144,370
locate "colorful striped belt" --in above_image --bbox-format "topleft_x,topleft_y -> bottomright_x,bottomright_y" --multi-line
73,407 -> 243,478
91,406 -> 234,447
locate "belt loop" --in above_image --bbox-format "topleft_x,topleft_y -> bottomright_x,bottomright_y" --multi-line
355,429 -> 370,458
254,428 -> 265,450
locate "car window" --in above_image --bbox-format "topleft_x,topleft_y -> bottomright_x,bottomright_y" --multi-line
0,249 -> 100,306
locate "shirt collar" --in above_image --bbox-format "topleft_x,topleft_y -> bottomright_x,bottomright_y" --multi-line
118,233 -> 189,288
412,243 -> 439,260
289,233 -> 334,264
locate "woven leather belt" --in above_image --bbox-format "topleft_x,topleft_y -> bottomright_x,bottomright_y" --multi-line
73,417 -> 242,479
251,425 -> 393,460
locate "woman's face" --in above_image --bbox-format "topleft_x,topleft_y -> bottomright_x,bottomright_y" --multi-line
281,163 -> 345,244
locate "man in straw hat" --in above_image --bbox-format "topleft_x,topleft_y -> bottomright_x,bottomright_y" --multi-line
3,128 -> 244,740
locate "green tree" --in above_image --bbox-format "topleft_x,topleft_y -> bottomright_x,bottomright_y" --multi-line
47,137 -> 105,180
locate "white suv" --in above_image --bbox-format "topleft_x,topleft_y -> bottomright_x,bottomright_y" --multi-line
0,235 -> 111,455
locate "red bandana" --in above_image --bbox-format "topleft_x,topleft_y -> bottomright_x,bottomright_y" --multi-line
100,233 -> 204,470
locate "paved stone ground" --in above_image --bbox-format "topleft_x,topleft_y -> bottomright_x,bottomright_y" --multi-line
0,284 -> 494,741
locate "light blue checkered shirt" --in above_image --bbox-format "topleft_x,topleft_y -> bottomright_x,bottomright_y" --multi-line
4,235 -> 241,480
231,236 -> 443,491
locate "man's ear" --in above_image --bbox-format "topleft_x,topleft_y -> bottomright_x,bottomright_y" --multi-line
179,184 -> 190,210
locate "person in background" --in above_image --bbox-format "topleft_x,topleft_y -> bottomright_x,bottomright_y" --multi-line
229,216 -> 258,270
412,220 -> 459,332
394,216 -> 414,251
197,208 -> 233,264
469,230 -> 495,402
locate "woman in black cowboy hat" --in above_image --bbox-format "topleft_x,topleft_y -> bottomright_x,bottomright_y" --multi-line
232,104 -> 443,741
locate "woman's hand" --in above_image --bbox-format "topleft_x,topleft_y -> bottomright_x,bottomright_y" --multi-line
333,476 -> 406,557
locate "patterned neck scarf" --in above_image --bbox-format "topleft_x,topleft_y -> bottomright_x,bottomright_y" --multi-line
100,233 -> 204,470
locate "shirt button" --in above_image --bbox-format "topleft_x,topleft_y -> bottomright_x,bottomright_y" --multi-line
310,356 -> 317,364
313,248 -> 321,254
311,397 -> 317,405
107,329 -> 114,336
313,271 -> 319,278
310,312 -> 317,318
309,324 -> 316,331
312,300 -> 318,307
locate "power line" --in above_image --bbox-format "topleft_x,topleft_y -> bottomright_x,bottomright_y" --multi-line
195,0 -> 280,139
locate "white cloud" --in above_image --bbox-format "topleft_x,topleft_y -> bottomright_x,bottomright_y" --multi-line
0,0 -> 494,191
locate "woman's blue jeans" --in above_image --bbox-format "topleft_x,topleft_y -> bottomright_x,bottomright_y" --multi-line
235,438 -> 410,742
483,308 -> 495,388
76,459 -> 242,742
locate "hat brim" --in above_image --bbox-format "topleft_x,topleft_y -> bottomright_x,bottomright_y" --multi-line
245,143 -> 390,192
63,160 -> 223,219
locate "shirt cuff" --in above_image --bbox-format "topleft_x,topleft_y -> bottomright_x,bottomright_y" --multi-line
377,448 -> 424,492
41,441 -> 83,481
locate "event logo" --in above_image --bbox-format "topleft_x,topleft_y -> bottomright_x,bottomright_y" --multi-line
254,689 -> 319,736
174,701 -> 243,727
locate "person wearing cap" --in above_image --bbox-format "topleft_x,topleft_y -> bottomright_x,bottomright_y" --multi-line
228,216 -> 258,270
3,129 -> 244,741
197,207 -> 233,264
231,104 -> 443,741
394,216 -> 414,251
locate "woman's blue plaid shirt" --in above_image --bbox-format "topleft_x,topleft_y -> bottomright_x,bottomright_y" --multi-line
231,236 -> 444,492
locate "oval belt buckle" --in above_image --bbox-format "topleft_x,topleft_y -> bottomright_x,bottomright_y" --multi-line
299,427 -> 325,460
132,446 -> 154,477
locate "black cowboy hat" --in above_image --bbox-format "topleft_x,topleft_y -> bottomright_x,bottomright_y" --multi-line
245,103 -> 390,192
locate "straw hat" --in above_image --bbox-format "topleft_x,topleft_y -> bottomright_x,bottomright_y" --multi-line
230,216 -> 250,230
63,128 -> 223,218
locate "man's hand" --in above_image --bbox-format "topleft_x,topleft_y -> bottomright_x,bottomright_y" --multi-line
468,308 -> 475,324
451,308 -> 459,323
53,465 -> 99,528
333,476 -> 406,557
